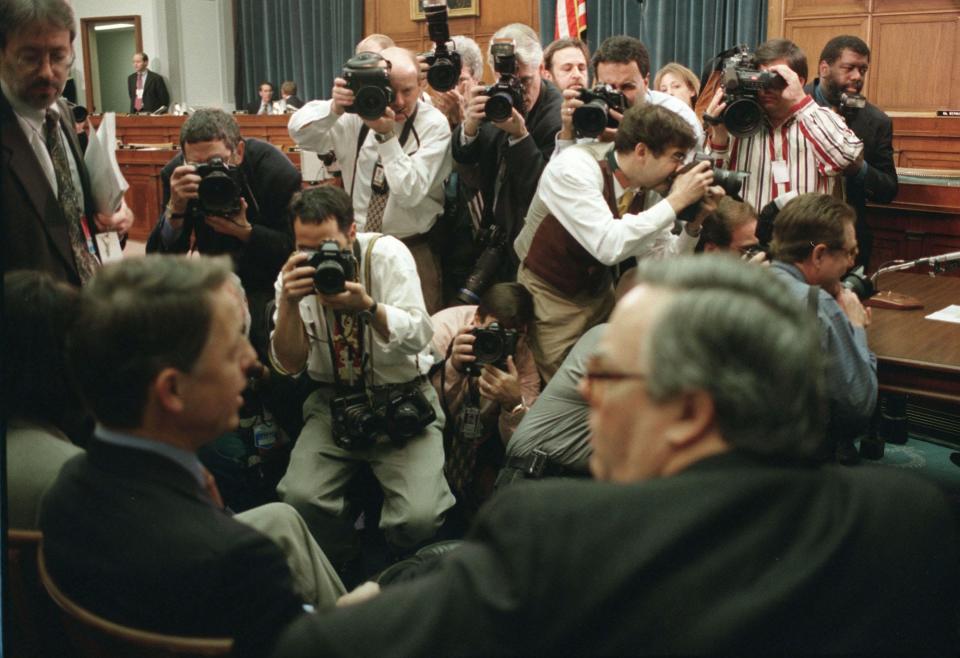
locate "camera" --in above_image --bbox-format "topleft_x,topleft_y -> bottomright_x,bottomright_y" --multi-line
842,266 -> 874,301
343,52 -> 394,120
483,41 -> 526,122
573,84 -> 626,138
456,225 -> 505,305
422,0 -> 462,92
713,48 -> 786,138
675,152 -> 749,222
306,240 -> 356,295
193,157 -> 243,216
385,387 -> 437,441
466,322 -> 518,375
331,391 -> 383,451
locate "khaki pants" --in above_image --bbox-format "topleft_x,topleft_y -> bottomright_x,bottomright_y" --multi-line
518,263 -> 615,382
236,502 -> 346,609
405,239 -> 443,315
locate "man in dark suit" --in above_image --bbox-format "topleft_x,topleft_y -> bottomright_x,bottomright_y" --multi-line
452,23 -> 562,291
40,256 -> 345,658
246,80 -> 276,114
1,0 -> 103,285
273,255 -> 959,657
805,35 -> 898,269
127,51 -> 169,113
146,107 -> 298,356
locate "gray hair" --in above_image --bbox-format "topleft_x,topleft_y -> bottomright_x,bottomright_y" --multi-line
179,108 -> 242,152
452,35 -> 483,81
0,0 -> 76,49
632,255 -> 825,460
488,23 -> 542,70
67,255 -> 234,430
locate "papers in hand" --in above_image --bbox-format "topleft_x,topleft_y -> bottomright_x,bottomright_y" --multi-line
83,112 -> 129,214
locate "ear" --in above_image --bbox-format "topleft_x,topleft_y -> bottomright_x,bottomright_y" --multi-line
348,222 -> 358,242
633,141 -> 648,160
233,139 -> 246,165
663,390 -> 716,449
811,242 -> 829,267
152,367 -> 186,415
818,61 -> 830,79
538,62 -> 546,78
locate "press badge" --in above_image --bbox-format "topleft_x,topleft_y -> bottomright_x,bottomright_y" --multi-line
772,160 -> 790,185
95,231 -> 123,263
460,404 -> 483,440
371,161 -> 389,194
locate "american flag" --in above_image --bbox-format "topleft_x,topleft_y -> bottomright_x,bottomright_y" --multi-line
555,0 -> 587,39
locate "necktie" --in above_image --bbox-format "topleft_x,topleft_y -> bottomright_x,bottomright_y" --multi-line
201,465 -> 225,510
617,188 -> 637,217
258,102 -> 268,115
365,159 -> 388,232
44,109 -> 99,283
134,72 -> 143,111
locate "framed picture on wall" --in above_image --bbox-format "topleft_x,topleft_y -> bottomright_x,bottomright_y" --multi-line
410,0 -> 479,21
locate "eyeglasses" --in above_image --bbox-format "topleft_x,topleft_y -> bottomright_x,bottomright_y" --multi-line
15,49 -> 75,73
810,241 -> 859,261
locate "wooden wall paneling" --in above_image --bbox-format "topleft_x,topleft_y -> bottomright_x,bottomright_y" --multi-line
768,0 -> 785,37
872,12 -> 960,111
873,0 -> 960,12
784,0 -> 870,18
782,15 -> 870,83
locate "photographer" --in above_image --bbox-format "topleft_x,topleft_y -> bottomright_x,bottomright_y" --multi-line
429,283 -> 540,507
695,197 -> 761,258
289,47 -> 452,314
514,104 -> 723,380
704,38 -> 864,214
543,37 -> 590,92
452,23 -> 563,289
556,36 -> 702,150
769,193 -> 876,464
806,35 -> 897,269
147,108 -> 298,357
429,35 -> 483,130
271,186 -> 454,572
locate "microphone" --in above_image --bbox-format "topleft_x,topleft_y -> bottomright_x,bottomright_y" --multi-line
151,105 -> 168,115
870,250 -> 960,282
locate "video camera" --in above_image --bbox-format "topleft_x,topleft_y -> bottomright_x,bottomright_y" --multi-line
422,0 -> 462,92
710,46 -> 786,138
573,84 -> 626,138
306,240 -> 356,295
192,157 -> 243,217
465,322 -> 518,376
674,152 -> 749,222
483,40 -> 525,122
343,52 -> 394,120
331,386 -> 436,450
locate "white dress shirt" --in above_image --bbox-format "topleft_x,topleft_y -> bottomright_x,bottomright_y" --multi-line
514,141 -> 697,265
288,100 -> 452,238
271,233 -> 435,385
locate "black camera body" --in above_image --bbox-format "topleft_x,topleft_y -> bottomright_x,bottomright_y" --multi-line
193,157 -> 243,216
483,42 -> 525,122
343,52 -> 394,120
422,1 -> 462,92
573,84 -> 627,138
466,322 -> 518,375
717,50 -> 785,138
675,153 -> 749,222
456,225 -> 504,305
331,386 -> 436,450
307,240 -> 356,295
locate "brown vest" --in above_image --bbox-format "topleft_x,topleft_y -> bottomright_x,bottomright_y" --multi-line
524,158 -> 642,297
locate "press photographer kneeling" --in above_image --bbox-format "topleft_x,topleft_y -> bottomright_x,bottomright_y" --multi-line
271,186 -> 454,574
429,283 -> 540,514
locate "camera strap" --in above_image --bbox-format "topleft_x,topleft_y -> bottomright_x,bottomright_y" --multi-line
321,240 -> 368,392
349,107 -> 420,200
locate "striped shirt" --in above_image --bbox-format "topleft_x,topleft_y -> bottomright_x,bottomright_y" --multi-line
707,95 -> 863,211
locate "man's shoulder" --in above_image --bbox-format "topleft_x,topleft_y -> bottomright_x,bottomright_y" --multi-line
415,100 -> 452,134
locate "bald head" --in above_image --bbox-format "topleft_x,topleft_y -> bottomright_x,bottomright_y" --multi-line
356,33 -> 394,55
380,47 -> 420,124
381,47 -> 418,78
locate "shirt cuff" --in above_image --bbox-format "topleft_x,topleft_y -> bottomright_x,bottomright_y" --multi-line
507,132 -> 529,147
460,128 -> 478,146
159,211 -> 184,246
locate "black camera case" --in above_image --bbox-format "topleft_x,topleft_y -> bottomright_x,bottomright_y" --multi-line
307,240 -> 356,295
483,42 -> 525,122
423,2 -> 462,92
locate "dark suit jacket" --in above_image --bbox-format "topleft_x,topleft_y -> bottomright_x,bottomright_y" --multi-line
1,89 -> 100,285
273,451 -> 960,657
283,95 -> 304,110
452,79 -> 563,283
246,99 -> 273,115
127,70 -> 170,113
806,80 -> 898,264
40,438 -> 304,658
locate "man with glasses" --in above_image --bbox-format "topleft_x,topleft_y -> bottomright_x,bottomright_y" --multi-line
1,0 -> 109,285
272,255 -> 958,657
769,193 -> 876,464
147,108 -> 299,357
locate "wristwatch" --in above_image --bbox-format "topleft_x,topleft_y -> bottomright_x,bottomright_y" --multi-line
358,298 -> 378,323
374,129 -> 395,144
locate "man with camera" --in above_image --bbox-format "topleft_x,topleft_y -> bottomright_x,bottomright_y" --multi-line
769,193 -> 876,464
289,47 -> 451,314
543,37 -> 590,92
805,35 -> 897,269
514,103 -> 723,380
271,185 -> 455,574
272,255 -> 959,657
451,23 -> 563,293
556,36 -> 702,149
695,197 -> 761,257
705,38 -> 864,215
147,108 -> 298,358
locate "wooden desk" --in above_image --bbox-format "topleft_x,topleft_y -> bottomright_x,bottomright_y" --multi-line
91,114 -> 296,151
868,272 -> 960,404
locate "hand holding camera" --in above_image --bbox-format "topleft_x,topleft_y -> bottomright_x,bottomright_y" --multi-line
330,77 -> 355,116
168,163 -> 202,215
557,87 -> 584,140
765,63 -> 806,106
666,160 -> 715,215
478,355 -> 522,409
462,84 -> 490,137
204,196 -> 252,241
